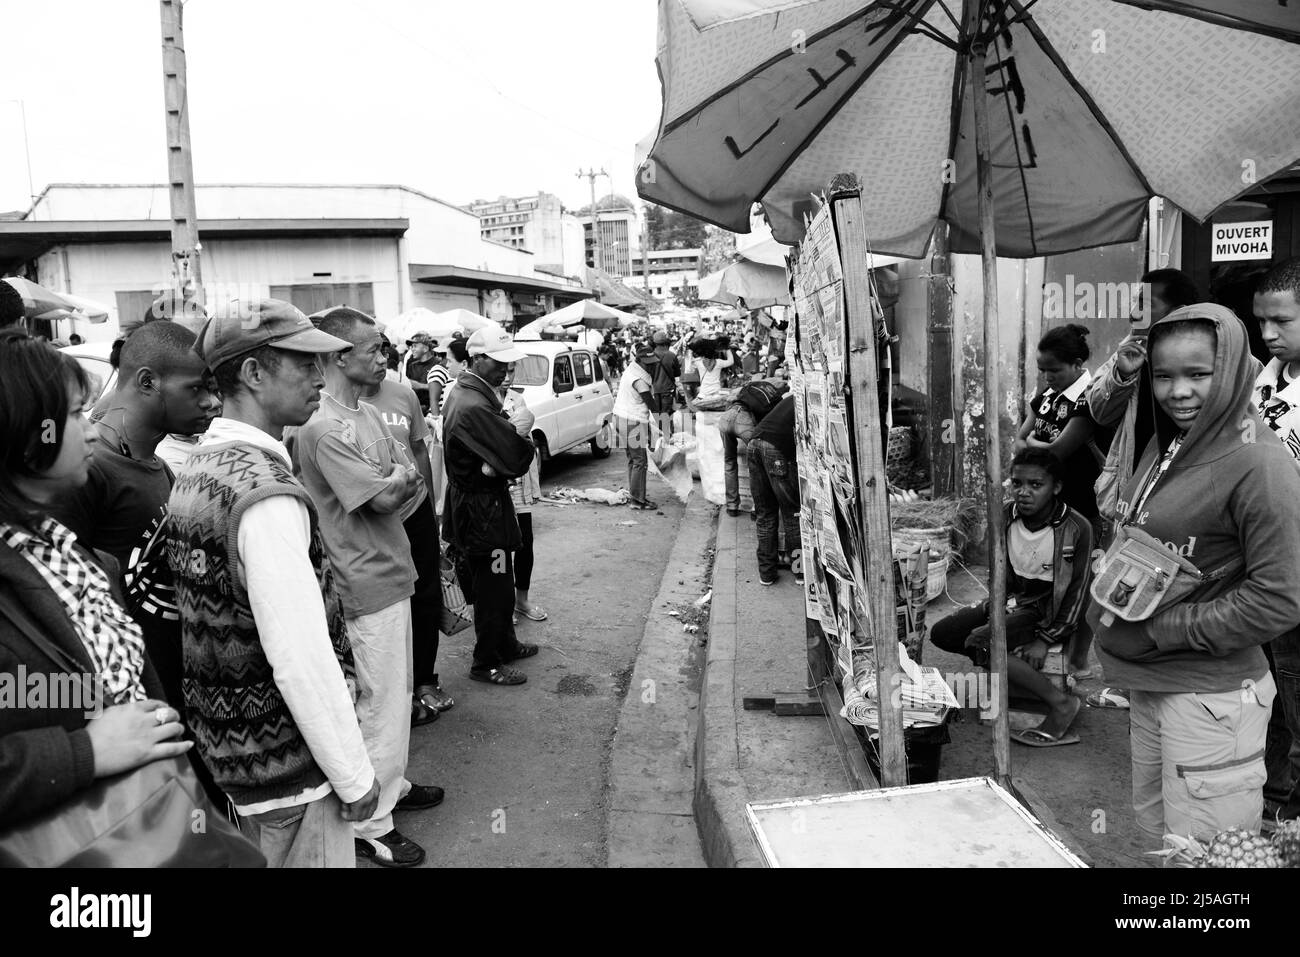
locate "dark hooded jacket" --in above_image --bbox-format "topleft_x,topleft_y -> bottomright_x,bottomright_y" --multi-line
1094,303 -> 1300,694
440,370 -> 536,556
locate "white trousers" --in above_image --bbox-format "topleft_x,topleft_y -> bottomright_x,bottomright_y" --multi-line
347,600 -> 414,840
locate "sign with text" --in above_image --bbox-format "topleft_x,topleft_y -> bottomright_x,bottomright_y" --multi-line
1211,220 -> 1273,262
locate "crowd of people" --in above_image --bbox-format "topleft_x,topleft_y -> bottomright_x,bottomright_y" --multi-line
934,260 -> 1300,847
0,289 -> 554,868
4,254 -> 1296,867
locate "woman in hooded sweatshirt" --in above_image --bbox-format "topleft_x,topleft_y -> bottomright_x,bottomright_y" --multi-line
1094,303 -> 1300,848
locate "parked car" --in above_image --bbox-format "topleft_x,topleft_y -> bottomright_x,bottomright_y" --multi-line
60,341 -> 116,402
508,340 -> 614,461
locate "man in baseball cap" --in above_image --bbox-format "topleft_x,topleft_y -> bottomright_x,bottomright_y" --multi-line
164,297 -> 380,867
441,321 -> 537,685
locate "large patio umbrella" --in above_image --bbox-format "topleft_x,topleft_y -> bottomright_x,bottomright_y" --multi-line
4,277 -> 109,323
638,0 -> 1300,785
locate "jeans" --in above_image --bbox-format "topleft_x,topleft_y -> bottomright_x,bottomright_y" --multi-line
403,496 -> 442,690
651,394 -> 675,434
719,404 -> 756,511
928,600 -> 1048,666
466,548 -> 520,670
1129,673 -> 1275,848
748,438 -> 800,580
347,600 -> 414,840
616,415 -> 650,504
246,792 -> 354,868
1264,625 -> 1300,820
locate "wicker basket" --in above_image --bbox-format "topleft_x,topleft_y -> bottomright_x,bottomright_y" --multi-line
925,552 -> 951,603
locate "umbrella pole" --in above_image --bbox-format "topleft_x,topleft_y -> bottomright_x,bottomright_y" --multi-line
969,34 -> 1013,786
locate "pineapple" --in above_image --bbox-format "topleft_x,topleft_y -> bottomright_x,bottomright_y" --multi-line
1273,819 -> 1300,867
1198,827 -> 1283,868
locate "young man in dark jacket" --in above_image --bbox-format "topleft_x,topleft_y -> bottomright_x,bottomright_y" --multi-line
441,323 -> 538,687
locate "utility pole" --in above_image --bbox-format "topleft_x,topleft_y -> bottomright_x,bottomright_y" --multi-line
577,168 -> 607,277
160,0 -> 204,328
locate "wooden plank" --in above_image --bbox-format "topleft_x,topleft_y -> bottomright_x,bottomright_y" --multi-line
969,30 -> 1013,788
774,692 -> 825,717
829,175 -> 908,788
926,225 -> 957,498
742,695 -> 776,712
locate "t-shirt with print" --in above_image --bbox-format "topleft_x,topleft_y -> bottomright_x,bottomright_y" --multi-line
48,444 -> 183,704
1029,372 -> 1102,521
290,394 -> 416,619
364,378 -> 430,515
613,362 -> 653,423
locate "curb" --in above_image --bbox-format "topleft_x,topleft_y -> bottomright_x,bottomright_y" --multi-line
605,491 -> 716,868
692,510 -> 764,868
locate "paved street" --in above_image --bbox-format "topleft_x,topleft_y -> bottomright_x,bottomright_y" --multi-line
395,448 -> 688,867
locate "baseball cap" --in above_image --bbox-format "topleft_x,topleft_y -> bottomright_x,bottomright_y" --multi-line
195,298 -> 351,371
466,322 -> 526,363
652,330 -> 668,345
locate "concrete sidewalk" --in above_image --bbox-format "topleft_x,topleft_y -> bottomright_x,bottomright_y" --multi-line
695,510 -> 848,867
693,518 -> 1149,868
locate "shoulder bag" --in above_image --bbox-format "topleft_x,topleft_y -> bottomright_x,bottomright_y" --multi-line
0,592 -> 265,868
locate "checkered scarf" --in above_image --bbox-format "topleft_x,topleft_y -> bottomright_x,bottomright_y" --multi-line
1,517 -> 147,705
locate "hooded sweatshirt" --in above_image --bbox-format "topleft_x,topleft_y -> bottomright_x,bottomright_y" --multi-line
1094,303 -> 1300,694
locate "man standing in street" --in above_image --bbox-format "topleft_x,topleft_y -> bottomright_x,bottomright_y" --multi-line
1083,268 -> 1198,707
650,330 -> 680,432
403,332 -> 438,414
1253,258 -> 1300,825
441,323 -> 538,686
168,299 -> 378,867
613,341 -> 660,511
292,306 -> 441,868
748,393 -> 801,587
343,309 -> 455,726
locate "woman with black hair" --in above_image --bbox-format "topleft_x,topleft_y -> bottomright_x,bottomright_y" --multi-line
0,330 -> 192,829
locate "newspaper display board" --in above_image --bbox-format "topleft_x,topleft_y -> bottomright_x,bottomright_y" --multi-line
789,201 -> 876,686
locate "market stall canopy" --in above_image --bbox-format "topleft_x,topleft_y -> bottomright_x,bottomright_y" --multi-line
638,0 -> 1300,256
385,307 -> 457,343
538,299 -> 640,331
699,257 -> 791,308
582,266 -> 659,311
3,277 -> 109,323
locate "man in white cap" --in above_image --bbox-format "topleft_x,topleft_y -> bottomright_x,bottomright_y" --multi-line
441,323 -> 538,686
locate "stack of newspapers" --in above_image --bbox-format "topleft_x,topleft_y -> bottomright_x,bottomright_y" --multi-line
841,644 -> 958,730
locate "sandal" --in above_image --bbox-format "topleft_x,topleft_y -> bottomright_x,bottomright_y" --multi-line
505,642 -> 540,662
469,666 -> 527,686
1011,728 -> 1081,748
1085,687 -> 1130,709
515,604 -> 548,621
411,699 -> 439,727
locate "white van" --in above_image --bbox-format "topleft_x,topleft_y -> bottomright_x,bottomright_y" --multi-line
509,340 -> 615,460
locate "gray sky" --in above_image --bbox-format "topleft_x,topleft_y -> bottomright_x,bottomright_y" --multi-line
0,0 -> 661,215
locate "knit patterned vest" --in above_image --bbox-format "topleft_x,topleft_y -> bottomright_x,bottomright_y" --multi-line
165,440 -> 354,808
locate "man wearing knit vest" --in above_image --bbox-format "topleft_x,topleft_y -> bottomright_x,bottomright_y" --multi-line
290,307 -> 441,869
167,299 -> 378,868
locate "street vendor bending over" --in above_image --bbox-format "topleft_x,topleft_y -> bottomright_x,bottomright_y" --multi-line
441,323 -> 539,687
930,448 -> 1092,747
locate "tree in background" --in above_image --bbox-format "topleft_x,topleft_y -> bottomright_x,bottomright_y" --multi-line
645,204 -> 708,251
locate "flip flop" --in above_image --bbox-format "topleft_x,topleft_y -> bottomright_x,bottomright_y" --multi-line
515,604 -> 548,621
1086,687 -> 1130,709
1012,728 -> 1081,748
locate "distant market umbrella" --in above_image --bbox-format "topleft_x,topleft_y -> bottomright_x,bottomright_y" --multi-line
3,277 -> 109,323
698,257 -> 791,308
638,0 -> 1300,787
536,299 -> 640,332
640,0 -> 1300,255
